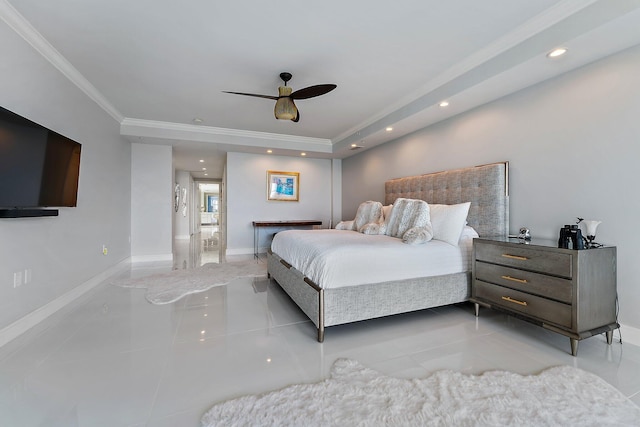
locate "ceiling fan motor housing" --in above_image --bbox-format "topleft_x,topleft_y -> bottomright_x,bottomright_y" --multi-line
274,86 -> 297,120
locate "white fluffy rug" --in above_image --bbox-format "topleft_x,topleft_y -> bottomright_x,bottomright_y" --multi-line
201,358 -> 640,427
111,260 -> 266,304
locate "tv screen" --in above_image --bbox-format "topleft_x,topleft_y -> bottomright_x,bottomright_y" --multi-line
0,106 -> 81,209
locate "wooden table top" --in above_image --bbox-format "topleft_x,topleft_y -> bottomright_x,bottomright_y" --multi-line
252,220 -> 322,227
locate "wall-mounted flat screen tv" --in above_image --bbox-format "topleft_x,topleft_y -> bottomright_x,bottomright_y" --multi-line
0,106 -> 81,217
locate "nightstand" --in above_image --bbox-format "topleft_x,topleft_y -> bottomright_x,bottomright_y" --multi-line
471,237 -> 619,356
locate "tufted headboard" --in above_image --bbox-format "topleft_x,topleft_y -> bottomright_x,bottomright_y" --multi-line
384,162 -> 509,237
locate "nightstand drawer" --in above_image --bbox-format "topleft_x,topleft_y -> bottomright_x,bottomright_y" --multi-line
475,262 -> 572,303
475,242 -> 572,278
474,281 -> 572,328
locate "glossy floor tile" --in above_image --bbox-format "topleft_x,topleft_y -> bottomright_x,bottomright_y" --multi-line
1,243 -> 639,426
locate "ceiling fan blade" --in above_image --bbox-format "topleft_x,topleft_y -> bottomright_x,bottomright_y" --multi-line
290,84 -> 337,100
222,91 -> 279,100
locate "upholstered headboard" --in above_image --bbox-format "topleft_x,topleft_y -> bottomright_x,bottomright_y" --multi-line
384,162 -> 509,237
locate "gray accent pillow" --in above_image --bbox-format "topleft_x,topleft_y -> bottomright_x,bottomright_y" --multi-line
402,225 -> 434,244
354,201 -> 384,233
335,220 -> 355,230
385,198 -> 432,239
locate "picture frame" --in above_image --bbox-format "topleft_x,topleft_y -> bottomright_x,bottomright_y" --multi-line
267,170 -> 299,201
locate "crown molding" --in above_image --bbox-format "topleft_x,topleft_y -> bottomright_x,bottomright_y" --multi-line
0,0 -> 124,123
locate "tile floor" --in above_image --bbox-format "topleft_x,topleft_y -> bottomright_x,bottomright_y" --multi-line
0,234 -> 639,426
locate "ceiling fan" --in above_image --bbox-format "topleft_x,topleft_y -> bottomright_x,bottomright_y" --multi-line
223,72 -> 336,122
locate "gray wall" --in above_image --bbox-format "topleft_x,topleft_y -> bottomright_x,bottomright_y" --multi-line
343,44 -> 640,332
0,20 -> 131,330
226,152 -> 336,254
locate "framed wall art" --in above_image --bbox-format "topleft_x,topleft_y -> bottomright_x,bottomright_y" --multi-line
267,170 -> 299,201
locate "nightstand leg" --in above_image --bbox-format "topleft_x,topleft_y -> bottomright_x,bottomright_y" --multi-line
474,303 -> 479,317
606,330 -> 613,345
570,338 -> 578,356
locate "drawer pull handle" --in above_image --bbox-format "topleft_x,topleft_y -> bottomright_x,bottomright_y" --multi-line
501,296 -> 528,306
502,254 -> 528,261
501,275 -> 528,284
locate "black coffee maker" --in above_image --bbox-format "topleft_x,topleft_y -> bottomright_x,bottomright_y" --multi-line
558,224 -> 585,250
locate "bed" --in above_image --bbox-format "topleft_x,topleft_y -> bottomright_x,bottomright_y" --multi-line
267,162 -> 509,342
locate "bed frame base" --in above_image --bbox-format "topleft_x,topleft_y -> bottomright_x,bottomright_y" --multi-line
268,250 -> 470,342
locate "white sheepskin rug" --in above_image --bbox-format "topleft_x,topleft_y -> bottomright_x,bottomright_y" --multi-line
111,260 -> 266,304
201,358 -> 640,427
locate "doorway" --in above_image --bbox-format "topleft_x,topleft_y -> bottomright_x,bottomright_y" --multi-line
197,181 -> 223,264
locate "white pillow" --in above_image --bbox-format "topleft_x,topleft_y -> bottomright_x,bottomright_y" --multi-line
378,204 -> 393,235
382,204 -> 393,221
459,225 -> 479,240
429,202 -> 471,246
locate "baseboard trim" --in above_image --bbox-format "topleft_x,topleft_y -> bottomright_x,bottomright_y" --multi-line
0,258 -> 131,348
130,253 -> 173,263
225,247 -> 254,256
620,323 -> 640,347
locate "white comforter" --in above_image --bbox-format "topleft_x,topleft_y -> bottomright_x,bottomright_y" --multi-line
270,228 -> 476,290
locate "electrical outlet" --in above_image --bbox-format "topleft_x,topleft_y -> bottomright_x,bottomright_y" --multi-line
102,245 -> 108,255
13,271 -> 22,288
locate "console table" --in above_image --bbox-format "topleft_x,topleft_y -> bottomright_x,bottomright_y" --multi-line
252,220 -> 322,258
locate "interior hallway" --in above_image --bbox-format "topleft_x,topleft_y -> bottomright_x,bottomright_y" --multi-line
0,234 -> 639,426
173,225 -> 221,270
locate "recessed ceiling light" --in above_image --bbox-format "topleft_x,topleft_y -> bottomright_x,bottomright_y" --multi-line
204,173 -> 208,176
385,127 -> 393,132
439,101 -> 449,107
192,118 -> 204,124
267,149 -> 273,154
547,47 -> 568,58
199,159 -> 204,163
301,152 -> 306,156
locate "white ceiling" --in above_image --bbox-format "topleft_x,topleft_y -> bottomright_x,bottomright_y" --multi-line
4,0 -> 640,179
